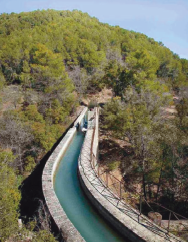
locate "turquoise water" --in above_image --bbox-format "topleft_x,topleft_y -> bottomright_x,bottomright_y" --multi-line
54,131 -> 128,242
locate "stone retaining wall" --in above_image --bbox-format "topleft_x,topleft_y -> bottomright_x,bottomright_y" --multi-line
78,109 -> 183,242
42,107 -> 87,242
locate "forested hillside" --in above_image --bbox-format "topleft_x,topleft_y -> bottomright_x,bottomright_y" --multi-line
0,9 -> 187,241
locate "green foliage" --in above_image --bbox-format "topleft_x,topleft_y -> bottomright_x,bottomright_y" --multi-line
33,230 -> 57,242
103,60 -> 135,97
25,155 -> 36,172
107,160 -> 121,171
0,148 -> 15,165
0,9 -> 187,94
0,72 -> 5,90
126,49 -> 159,80
102,97 -> 126,135
24,105 -> 44,123
0,150 -> 21,241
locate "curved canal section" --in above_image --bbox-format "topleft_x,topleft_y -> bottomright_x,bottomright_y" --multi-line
54,131 -> 128,242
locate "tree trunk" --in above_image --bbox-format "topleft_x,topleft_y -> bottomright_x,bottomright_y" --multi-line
156,167 -> 163,202
143,172 -> 147,200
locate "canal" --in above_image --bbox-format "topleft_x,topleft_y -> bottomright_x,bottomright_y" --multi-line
54,130 -> 129,242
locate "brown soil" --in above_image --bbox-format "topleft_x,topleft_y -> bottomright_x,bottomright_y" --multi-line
82,87 -> 113,105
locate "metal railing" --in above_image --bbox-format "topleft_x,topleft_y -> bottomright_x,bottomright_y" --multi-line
80,107 -> 187,241
96,166 -> 188,235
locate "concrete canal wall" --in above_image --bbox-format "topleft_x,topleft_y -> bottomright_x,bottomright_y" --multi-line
42,107 -> 87,242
